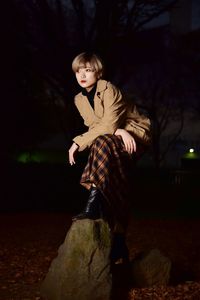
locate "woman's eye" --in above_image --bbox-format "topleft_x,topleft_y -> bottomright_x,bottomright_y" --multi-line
86,68 -> 91,72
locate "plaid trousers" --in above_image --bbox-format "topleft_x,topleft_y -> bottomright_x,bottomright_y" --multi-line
80,134 -> 134,231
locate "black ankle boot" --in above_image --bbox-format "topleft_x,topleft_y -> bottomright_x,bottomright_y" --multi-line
72,187 -> 105,221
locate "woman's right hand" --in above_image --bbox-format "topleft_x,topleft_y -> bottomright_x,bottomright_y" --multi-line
68,142 -> 79,165
115,129 -> 136,154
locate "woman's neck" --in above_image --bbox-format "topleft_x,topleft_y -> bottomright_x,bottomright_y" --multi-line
84,83 -> 97,94
85,83 -> 97,92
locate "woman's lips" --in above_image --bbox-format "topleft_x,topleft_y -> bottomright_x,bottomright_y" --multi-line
81,80 -> 86,83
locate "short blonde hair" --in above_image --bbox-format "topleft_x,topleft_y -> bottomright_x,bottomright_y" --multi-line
72,52 -> 104,78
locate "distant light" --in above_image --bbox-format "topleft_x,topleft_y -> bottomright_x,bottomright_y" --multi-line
15,150 -> 66,164
189,148 -> 194,153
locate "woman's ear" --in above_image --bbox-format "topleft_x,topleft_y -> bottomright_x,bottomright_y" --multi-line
97,73 -> 102,79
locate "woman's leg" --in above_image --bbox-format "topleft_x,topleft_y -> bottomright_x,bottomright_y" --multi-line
72,186 -> 106,221
74,135 -> 131,226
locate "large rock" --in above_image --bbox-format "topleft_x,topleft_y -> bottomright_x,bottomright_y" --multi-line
131,248 -> 171,287
41,219 -> 112,300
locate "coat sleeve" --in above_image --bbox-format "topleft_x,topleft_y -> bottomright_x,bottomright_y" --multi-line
124,104 -> 152,145
73,83 -> 126,151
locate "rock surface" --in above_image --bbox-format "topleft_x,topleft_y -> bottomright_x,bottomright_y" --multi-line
131,248 -> 171,287
41,219 -> 112,300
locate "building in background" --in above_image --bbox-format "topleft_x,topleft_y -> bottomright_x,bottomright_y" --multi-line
144,0 -> 200,34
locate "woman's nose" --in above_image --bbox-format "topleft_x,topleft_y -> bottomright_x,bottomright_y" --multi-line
80,71 -> 86,78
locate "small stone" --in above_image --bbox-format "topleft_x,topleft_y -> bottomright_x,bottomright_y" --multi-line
131,248 -> 171,287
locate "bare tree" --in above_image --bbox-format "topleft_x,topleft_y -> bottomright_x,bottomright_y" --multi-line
125,27 -> 200,169
125,0 -> 178,33
147,83 -> 184,169
71,0 -> 178,55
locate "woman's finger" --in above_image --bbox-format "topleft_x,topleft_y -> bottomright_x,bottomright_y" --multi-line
132,139 -> 136,152
125,142 -> 129,153
69,153 -> 75,165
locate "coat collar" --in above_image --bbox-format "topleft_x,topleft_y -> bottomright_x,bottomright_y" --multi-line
76,79 -> 108,100
96,79 -> 108,93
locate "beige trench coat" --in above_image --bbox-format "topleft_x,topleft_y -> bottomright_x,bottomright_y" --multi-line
73,79 -> 151,151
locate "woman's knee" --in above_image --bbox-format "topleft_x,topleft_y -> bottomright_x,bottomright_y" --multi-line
92,134 -> 113,147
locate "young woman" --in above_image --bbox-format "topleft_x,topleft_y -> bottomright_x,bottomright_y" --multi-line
68,52 -> 151,262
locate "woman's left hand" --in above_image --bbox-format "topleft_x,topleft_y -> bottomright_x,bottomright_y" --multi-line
115,129 -> 136,154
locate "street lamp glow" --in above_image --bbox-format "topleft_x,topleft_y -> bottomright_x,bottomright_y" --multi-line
189,148 -> 194,153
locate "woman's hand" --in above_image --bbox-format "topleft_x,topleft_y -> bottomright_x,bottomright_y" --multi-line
68,142 -> 79,165
115,129 -> 136,154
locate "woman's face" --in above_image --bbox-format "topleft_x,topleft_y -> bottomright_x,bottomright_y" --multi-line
75,62 -> 98,92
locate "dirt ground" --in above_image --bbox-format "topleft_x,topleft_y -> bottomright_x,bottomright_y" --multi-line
0,212 -> 200,300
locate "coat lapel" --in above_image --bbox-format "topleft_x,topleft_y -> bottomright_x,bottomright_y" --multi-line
75,80 -> 108,126
93,80 -> 108,118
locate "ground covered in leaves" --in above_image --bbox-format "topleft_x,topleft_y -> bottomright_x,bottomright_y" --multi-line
0,212 -> 200,300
